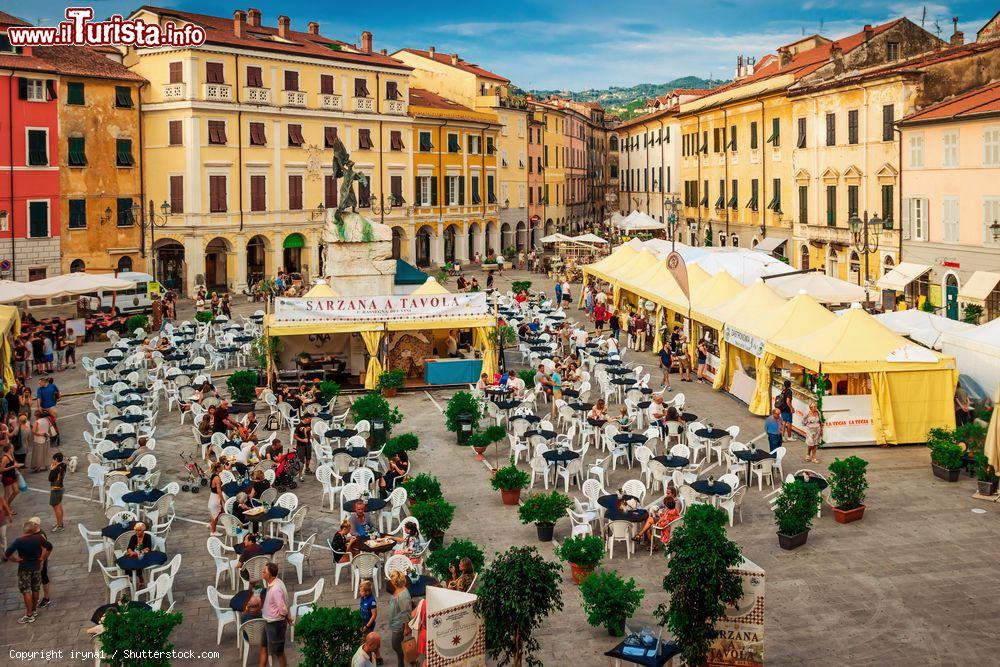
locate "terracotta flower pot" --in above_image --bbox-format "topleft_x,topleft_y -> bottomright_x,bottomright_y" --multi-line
382,388 -> 398,398
569,562 -> 593,585
472,446 -> 487,461
500,488 -> 521,505
832,505 -> 866,524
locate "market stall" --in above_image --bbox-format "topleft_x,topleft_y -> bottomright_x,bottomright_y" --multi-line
940,317 -> 1000,401
765,271 -> 867,304
685,271 -> 745,381
874,309 -> 974,351
767,304 -> 957,445
0,305 -> 20,391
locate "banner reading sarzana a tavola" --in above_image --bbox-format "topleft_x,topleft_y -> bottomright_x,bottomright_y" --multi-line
273,293 -> 489,322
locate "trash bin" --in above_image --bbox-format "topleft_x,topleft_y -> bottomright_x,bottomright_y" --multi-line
370,418 -> 386,451
457,412 -> 473,445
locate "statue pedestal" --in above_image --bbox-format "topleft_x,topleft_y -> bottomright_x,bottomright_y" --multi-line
322,211 -> 395,296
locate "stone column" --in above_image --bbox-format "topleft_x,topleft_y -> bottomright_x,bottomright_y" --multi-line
456,225 -> 470,263
306,231 -> 320,283
431,228 -> 444,266
184,235 -> 204,296
272,233 -> 285,276
406,233 -> 417,265
234,235 -> 248,292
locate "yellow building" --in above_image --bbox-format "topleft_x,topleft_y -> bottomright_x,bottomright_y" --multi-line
123,7 -> 413,294
404,88 -> 500,266
391,48 -> 532,251
528,100 -> 567,237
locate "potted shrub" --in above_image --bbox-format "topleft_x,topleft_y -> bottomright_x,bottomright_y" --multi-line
100,603 -> 183,667
503,246 -> 517,268
490,459 -> 530,505
517,369 -> 536,388
226,369 -> 259,413
827,455 -> 869,524
351,391 -> 403,439
425,538 -> 485,582
445,391 -> 482,444
473,546 -> 563,667
554,534 -> 604,584
773,479 -> 821,550
580,568 -> 645,636
656,504 -> 744,667
402,473 -> 442,504
383,433 -> 419,459
294,605 -> 363,667
927,427 -> 964,482
518,490 -> 572,541
316,380 -> 340,405
410,497 -> 455,549
466,425 -> 507,461
125,314 -> 149,335
376,369 -> 406,398
511,280 -> 532,295
194,310 -> 214,325
975,452 -> 999,496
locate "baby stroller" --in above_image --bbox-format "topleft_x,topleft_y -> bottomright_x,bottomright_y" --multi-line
273,451 -> 301,491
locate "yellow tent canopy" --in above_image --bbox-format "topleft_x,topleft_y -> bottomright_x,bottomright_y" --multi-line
605,250 -> 661,287
688,272 -> 747,328
411,277 -> 451,295
698,280 -> 787,332
728,291 -> 836,341
582,245 -> 638,283
302,280 -> 339,298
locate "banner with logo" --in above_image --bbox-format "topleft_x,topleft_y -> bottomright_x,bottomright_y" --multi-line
724,326 -> 766,358
666,251 -> 689,300
708,557 -> 764,667
425,586 -> 486,667
274,293 -> 489,323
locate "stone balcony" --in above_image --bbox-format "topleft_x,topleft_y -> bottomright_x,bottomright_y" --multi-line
283,90 -> 307,108
162,83 -> 185,100
320,93 -> 343,111
203,83 -> 233,102
353,97 -> 375,113
385,99 -> 406,115
243,87 -> 271,105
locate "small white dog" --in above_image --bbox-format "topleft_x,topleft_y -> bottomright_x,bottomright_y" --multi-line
67,455 -> 79,473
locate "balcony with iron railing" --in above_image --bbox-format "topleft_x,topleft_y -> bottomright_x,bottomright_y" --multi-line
203,83 -> 233,102
320,93 -> 343,111
283,90 -> 307,108
243,87 -> 271,105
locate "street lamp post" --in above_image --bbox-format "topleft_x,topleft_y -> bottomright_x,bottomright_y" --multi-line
664,195 -> 682,251
134,201 -> 170,278
847,210 -> 893,306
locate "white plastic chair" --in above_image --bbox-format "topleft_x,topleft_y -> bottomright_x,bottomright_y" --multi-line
78,524 -> 106,573
207,585 -> 237,646
289,578 -> 325,642
605,520 -> 633,559
284,533 -> 316,584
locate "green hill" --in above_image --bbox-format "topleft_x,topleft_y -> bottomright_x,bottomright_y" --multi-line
516,77 -> 727,119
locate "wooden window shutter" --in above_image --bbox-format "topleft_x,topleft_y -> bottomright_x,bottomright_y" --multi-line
169,175 -> 184,213
169,120 -> 183,146
325,175 -> 338,208
284,70 -> 299,91
289,175 -> 303,210
249,122 -> 266,146
324,127 -> 337,148
320,75 -> 334,95
430,176 -> 438,205
250,175 -> 265,211
246,66 -> 263,88
206,62 -> 224,84
169,62 -> 183,84
458,176 -> 466,205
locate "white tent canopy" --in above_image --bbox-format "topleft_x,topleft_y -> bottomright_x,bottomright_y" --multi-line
766,271 -> 867,304
539,233 -> 572,243
878,262 -> 931,291
687,248 -> 795,285
0,273 -> 136,303
571,233 -> 608,244
941,317 -> 1000,399
614,211 -> 664,231
754,237 -> 788,255
874,309 -> 974,350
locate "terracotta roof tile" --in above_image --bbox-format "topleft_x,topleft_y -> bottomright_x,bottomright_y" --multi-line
135,5 -> 410,71
0,10 -> 29,26
398,48 -> 509,83
902,80 -> 1000,123
408,87 -> 475,112
33,46 -> 145,82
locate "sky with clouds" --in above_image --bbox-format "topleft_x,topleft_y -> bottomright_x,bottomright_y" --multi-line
15,0 -> 998,89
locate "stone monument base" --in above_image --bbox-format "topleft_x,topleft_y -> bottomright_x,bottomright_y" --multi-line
322,211 -> 395,296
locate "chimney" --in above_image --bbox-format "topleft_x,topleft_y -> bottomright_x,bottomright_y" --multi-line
360,30 -> 373,53
380,48 -> 387,55
951,17 -> 964,45
233,10 -> 245,38
863,24 -> 873,41
451,53 -> 459,65
307,21 -> 319,35
247,8 -> 261,27
830,41 -> 844,74
428,46 -> 435,58
277,15 -> 290,40
777,46 -> 792,68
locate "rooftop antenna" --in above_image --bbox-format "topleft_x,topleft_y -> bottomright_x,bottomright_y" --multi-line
819,18 -> 824,32
920,5 -> 927,28
933,20 -> 941,37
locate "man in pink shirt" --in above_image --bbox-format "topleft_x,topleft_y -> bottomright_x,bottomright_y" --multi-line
260,562 -> 290,667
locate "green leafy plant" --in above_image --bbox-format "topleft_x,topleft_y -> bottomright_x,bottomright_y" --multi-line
955,422 -> 987,451
962,303 -> 984,324
920,298 -> 936,313
125,314 -> 149,335
656,504 -> 743,667
827,456 -> 868,511
100,604 -> 183,667
511,280 -> 532,294
425,538 -> 485,581
383,433 -> 419,459
580,568 -> 645,636
554,534 -> 604,569
490,460 -> 530,491
376,369 -> 406,390
194,310 -> 213,324
435,268 -> 450,284
251,333 -> 280,369
974,452 -> 998,483
317,380 -> 341,404
773,479 -> 821,536
474,546 -> 563,667
350,391 -> 402,437
491,324 -> 518,351
410,497 -> 455,537
445,391 -> 482,433
503,246 -> 517,260
517,369 -> 536,388
294,605 -> 363,667
402,473 -> 442,503
226,369 -> 259,404
518,490 -> 572,526
466,425 -> 507,449
929,439 -> 965,469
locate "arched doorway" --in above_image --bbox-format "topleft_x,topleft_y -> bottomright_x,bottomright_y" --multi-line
443,225 -> 457,264
826,249 -> 839,279
415,226 -> 432,267
117,256 -> 133,273
205,237 -> 231,291
945,273 -> 959,320
391,227 -> 405,260
247,235 -> 268,286
849,251 -> 861,285
485,221 -> 497,255
882,255 -> 895,277
467,222 -> 480,260
516,222 -> 527,251
500,223 -> 513,252
69,259 -> 85,273
283,233 -> 305,274
155,240 -> 185,293
800,245 -> 810,271
544,219 -> 555,236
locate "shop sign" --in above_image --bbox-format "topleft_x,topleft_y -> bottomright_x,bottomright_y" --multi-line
274,292 -> 489,323
724,326 -> 766,357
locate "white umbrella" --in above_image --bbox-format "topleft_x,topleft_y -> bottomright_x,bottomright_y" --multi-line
539,233 -> 572,243
17,273 -> 135,299
572,233 -> 608,244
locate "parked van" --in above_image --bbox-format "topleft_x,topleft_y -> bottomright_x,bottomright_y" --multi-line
78,272 -> 162,314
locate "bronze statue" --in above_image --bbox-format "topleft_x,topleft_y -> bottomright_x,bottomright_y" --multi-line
331,136 -> 368,218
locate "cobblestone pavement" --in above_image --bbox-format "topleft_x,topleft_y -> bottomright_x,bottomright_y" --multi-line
1,269 -> 998,667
